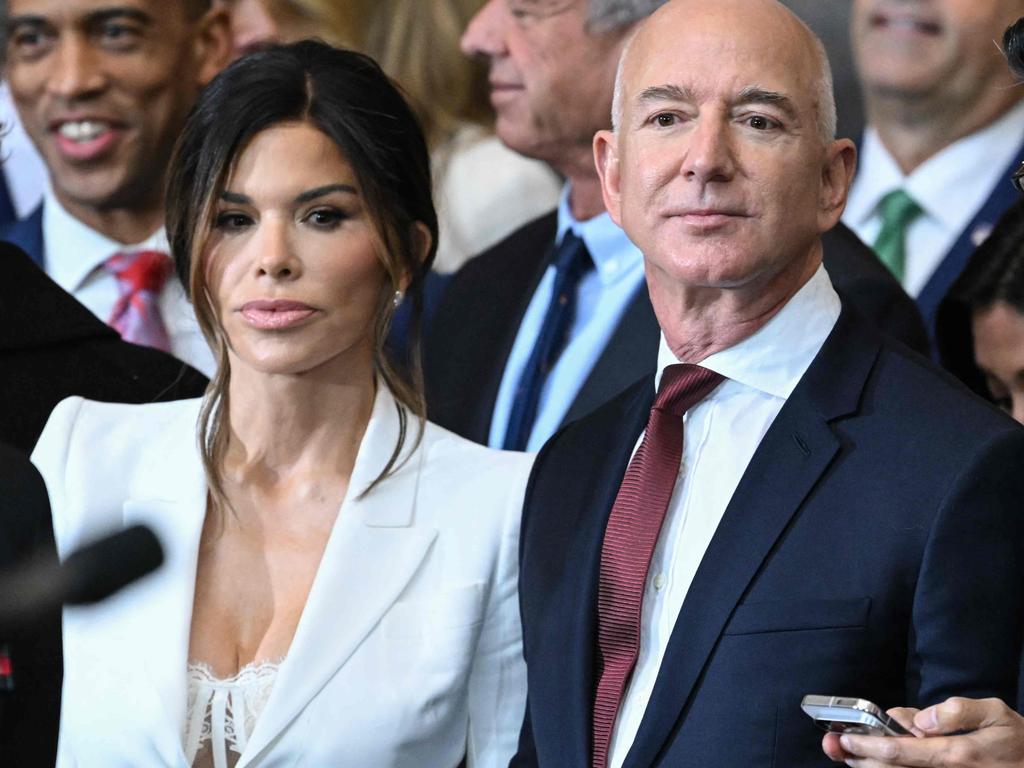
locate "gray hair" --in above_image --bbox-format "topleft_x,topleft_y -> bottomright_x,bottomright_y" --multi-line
587,0 -> 669,33
610,17 -> 838,147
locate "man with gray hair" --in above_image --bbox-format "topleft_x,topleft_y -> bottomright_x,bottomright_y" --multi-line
511,1 -> 1024,766
424,0 -> 925,452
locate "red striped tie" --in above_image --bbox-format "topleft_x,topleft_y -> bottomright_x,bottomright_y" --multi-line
104,250 -> 174,353
591,364 -> 724,768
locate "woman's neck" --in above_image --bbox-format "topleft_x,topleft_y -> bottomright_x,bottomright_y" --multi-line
223,356 -> 377,487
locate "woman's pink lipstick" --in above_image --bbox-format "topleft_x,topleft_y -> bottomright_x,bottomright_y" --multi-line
240,300 -> 317,330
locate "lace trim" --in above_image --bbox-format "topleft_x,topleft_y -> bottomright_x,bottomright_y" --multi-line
184,658 -> 283,768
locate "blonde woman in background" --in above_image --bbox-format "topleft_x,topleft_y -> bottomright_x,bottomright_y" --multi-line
215,0 -> 561,273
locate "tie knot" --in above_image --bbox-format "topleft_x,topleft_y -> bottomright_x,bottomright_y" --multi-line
654,364 -> 724,417
105,250 -> 174,294
553,231 -> 592,278
877,189 -> 922,229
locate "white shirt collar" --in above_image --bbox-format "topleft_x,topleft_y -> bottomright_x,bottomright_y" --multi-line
655,264 -> 841,400
555,183 -> 642,286
846,98 -> 1024,237
42,184 -> 171,294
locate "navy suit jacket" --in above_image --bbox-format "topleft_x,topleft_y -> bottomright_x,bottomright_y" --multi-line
0,205 -> 43,267
425,212 -> 927,445
512,303 -> 1024,768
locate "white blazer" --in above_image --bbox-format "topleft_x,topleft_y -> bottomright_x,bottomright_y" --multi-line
31,387 -> 533,768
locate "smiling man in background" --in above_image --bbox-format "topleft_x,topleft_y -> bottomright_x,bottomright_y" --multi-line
844,0 -> 1024,346
0,0 -> 231,373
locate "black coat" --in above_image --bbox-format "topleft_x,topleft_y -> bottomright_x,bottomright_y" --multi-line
0,241 -> 207,453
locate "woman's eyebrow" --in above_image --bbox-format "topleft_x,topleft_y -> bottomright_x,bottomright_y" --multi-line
295,184 -> 358,204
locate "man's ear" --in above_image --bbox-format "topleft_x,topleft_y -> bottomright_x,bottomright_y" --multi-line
594,129 -> 623,226
193,7 -> 234,88
818,137 -> 857,232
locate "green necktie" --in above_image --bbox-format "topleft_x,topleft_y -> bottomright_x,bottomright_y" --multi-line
871,189 -> 923,282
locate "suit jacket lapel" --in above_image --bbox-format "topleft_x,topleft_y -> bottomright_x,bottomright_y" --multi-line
119,400 -> 207,766
916,138 -> 1024,342
622,307 -> 881,768
561,282 -> 659,428
238,389 -> 437,766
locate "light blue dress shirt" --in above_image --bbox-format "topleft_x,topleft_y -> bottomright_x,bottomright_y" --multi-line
488,185 -> 647,451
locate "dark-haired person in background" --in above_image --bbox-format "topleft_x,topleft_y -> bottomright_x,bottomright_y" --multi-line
32,41 -> 530,767
822,17 -> 1024,768
0,0 -> 232,374
937,201 -> 1024,423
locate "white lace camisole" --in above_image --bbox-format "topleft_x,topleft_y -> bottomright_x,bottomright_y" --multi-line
183,658 -> 283,768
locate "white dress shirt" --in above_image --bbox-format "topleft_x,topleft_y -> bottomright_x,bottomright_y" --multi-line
607,265 -> 841,768
41,186 -> 215,375
488,184 -> 646,451
843,98 -> 1024,297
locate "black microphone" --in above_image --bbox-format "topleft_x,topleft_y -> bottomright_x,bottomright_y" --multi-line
0,525 -> 164,632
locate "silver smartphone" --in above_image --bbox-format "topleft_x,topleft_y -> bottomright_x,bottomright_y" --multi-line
801,695 -> 912,736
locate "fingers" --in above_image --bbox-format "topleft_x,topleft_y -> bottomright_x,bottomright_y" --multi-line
913,697 -> 1008,735
837,733 -> 944,767
823,732 -> 848,761
887,707 -> 926,737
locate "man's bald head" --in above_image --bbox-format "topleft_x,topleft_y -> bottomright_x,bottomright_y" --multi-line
611,0 -> 836,146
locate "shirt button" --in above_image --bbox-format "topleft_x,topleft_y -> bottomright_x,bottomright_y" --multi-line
653,574 -> 666,591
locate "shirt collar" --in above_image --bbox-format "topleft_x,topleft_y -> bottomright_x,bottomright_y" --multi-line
555,183 -> 643,286
846,98 -> 1024,235
655,264 -> 841,400
43,184 -> 171,294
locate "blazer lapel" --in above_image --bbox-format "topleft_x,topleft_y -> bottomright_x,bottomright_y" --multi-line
622,307 -> 881,768
523,377 -> 652,768
238,389 -> 437,766
916,138 -> 1024,343
119,400 -> 208,765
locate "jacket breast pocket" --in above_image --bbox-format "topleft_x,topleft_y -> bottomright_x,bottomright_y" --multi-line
722,597 -> 871,636
380,582 -> 486,641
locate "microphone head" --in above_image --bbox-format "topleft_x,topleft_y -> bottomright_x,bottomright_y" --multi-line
62,525 -> 164,605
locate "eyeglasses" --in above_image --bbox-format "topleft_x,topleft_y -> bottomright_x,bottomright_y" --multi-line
1013,160 -> 1024,193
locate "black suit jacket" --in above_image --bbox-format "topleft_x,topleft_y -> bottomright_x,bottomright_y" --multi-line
0,442 -> 59,767
424,212 -> 927,443
0,241 -> 207,452
512,303 -> 1024,768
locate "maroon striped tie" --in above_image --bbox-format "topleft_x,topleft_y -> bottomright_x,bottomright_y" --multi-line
591,364 -> 724,768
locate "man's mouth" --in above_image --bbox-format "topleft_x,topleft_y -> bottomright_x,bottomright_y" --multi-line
870,12 -> 942,36
56,120 -> 112,143
49,118 -> 124,161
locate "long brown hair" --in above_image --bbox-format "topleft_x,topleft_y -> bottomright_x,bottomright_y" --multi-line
165,41 -> 438,510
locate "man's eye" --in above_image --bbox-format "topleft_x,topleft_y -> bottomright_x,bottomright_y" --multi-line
97,22 -> 141,47
654,113 -> 676,127
746,115 -> 777,130
10,29 -> 53,57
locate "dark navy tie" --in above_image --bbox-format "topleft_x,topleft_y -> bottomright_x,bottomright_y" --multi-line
503,231 -> 593,451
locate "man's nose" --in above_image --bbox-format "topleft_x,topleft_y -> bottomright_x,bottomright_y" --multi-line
681,117 -> 737,185
44,36 -> 107,100
461,0 -> 506,58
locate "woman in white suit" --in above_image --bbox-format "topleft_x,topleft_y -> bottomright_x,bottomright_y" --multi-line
31,42 -> 532,768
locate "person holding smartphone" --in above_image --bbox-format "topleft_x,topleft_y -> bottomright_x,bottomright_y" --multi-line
822,15 -> 1024,768
822,698 -> 1024,767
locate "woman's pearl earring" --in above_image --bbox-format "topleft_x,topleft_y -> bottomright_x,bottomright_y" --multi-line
393,290 -> 404,308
